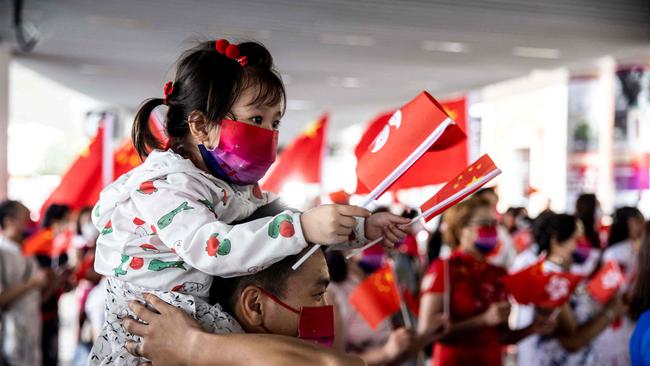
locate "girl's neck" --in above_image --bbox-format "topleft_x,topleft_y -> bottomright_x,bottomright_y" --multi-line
547,254 -> 570,271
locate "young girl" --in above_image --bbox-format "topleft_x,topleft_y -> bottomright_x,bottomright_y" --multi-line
89,39 -> 409,365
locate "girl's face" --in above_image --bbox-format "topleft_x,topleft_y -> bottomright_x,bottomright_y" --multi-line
551,221 -> 581,264
459,206 -> 496,256
628,216 -> 645,241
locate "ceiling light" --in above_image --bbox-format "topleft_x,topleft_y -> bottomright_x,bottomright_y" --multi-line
513,47 -> 560,59
286,99 -> 315,111
328,76 -> 362,88
320,33 -> 375,47
420,41 -> 467,53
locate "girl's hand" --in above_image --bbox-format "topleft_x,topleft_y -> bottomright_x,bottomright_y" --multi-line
365,212 -> 411,248
381,327 -> 415,363
481,302 -> 511,326
123,293 -> 203,366
300,205 -> 371,245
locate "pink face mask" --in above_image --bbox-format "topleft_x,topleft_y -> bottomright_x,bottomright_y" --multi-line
258,287 -> 335,348
198,119 -> 278,185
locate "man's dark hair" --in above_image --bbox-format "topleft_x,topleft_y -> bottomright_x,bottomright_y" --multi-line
0,200 -> 24,229
210,249 -> 317,314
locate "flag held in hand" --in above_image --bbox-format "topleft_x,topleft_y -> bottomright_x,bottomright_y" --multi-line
586,260 -> 626,304
349,265 -> 401,329
356,91 -> 465,199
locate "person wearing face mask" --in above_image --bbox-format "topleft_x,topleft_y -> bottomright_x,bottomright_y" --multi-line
532,213 -> 628,366
593,207 -> 645,366
0,200 -> 51,366
89,39 -> 409,366
418,197 -> 549,366
119,248 -> 366,366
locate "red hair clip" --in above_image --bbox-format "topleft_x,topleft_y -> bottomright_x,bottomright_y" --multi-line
215,39 -> 248,66
163,81 -> 174,104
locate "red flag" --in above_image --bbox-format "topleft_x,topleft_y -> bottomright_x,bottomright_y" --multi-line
348,265 -> 401,329
586,260 -> 626,304
503,261 -> 583,308
402,287 -> 420,317
40,112 -> 163,215
355,97 -> 468,193
355,92 -> 465,197
328,189 -> 351,204
261,114 -> 328,193
419,154 -> 501,222
23,228 -> 55,256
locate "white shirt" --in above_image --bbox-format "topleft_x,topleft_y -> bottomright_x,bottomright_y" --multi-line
0,236 -> 42,366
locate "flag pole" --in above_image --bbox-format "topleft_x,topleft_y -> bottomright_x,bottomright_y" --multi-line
388,258 -> 414,330
443,257 -> 451,318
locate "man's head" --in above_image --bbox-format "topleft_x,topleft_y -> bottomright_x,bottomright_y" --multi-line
211,248 -> 330,337
0,200 -> 31,243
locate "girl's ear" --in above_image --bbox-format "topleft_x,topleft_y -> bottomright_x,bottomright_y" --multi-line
188,110 -> 220,148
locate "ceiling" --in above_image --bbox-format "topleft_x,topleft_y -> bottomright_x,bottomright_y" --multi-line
2,0 -> 650,142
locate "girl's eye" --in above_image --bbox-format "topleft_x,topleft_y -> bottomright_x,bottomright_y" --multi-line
250,116 -> 263,125
314,292 -> 325,301
272,120 -> 281,129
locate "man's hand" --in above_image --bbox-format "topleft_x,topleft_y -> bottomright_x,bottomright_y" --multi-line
123,293 -> 203,366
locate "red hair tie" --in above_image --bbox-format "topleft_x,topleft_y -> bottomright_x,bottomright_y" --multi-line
163,81 -> 174,104
215,39 -> 248,66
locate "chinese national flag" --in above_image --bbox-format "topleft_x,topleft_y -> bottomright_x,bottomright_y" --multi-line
40,126 -> 105,213
23,228 -> 55,256
503,260 -> 583,308
586,260 -> 626,304
261,114 -> 327,193
40,112 -> 165,214
419,154 -> 501,222
355,92 -> 465,196
349,265 -> 401,329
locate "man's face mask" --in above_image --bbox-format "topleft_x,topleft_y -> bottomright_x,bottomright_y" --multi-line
198,119 -> 278,185
258,287 -> 334,348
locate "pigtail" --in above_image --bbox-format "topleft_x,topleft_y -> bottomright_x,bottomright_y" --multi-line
132,98 -> 165,160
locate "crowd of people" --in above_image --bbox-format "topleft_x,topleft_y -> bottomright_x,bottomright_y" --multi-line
1,38 -> 649,366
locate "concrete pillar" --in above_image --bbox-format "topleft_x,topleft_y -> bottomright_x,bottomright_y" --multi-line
0,46 -> 10,200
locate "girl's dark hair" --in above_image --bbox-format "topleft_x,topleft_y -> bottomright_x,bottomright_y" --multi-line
607,206 -> 644,247
42,204 -> 71,229
535,213 -> 578,255
629,220 -> 650,320
443,196 -> 492,247
132,40 -> 286,159
575,193 -> 600,248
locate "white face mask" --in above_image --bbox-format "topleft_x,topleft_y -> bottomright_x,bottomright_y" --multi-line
81,222 -> 99,242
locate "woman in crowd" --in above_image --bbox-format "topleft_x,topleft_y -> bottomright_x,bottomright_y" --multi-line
326,250 -> 416,365
418,196 -> 547,366
629,221 -> 650,366
595,206 -> 645,365
532,213 -> 628,366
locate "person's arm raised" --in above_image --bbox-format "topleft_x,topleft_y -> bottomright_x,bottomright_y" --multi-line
123,293 -> 366,366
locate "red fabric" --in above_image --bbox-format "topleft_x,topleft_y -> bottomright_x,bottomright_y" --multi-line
23,228 -> 55,256
513,229 -> 533,253
261,114 -> 327,193
402,287 -> 420,316
355,92 -> 465,195
419,154 -> 500,222
398,234 -> 419,257
328,189 -> 351,204
586,260 -> 626,304
40,113 -> 164,216
423,251 -> 508,366
348,265 -> 401,329
502,260 -> 583,308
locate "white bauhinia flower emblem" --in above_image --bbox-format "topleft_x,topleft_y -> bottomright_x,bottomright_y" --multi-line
370,110 -> 402,153
601,270 -> 623,290
545,275 -> 570,301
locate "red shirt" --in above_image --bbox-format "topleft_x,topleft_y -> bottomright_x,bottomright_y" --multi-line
422,250 -> 508,366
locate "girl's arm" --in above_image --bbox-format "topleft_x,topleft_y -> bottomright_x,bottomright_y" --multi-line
123,294 -> 365,366
555,294 -> 627,352
418,292 -> 509,343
